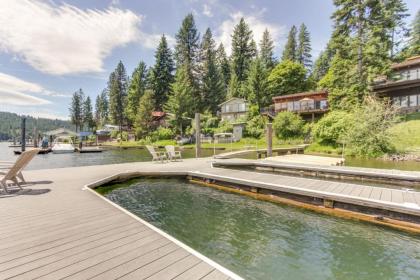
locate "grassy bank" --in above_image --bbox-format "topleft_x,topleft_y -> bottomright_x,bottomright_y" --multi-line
102,137 -> 300,151
389,119 -> 420,154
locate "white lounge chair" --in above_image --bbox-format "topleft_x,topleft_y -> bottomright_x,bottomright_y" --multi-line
146,145 -> 168,163
0,149 -> 39,193
165,145 -> 182,161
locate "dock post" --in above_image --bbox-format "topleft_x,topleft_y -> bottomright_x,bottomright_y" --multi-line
21,117 -> 26,152
266,123 -> 273,157
195,113 -> 201,158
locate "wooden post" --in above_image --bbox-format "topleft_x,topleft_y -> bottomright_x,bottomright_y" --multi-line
33,127 -> 38,148
195,113 -> 201,158
21,117 -> 26,152
266,123 -> 272,158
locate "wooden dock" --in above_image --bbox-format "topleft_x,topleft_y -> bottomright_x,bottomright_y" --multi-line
1,158 -> 420,279
0,159 -> 241,280
265,154 -> 345,166
214,146 -> 306,159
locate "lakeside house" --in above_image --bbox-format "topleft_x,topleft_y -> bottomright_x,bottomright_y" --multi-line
219,98 -> 248,122
373,56 -> 420,114
263,90 -> 329,121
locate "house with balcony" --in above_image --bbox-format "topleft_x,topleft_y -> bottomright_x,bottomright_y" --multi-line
264,90 -> 329,121
372,56 -> 420,114
219,98 -> 248,122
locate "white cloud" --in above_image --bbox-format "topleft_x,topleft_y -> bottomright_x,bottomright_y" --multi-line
215,11 -> 286,55
27,111 -> 69,120
0,0 -> 151,75
0,72 -> 52,106
203,4 -> 213,17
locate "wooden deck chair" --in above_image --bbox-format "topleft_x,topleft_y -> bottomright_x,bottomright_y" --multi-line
146,145 -> 167,163
165,145 -> 182,161
0,149 -> 39,193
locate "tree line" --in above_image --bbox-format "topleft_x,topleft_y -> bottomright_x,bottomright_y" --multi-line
69,1 -> 419,138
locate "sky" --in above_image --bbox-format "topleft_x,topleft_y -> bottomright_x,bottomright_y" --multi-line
0,0 -> 419,120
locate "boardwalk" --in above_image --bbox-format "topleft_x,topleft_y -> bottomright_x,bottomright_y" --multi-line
1,158 -> 420,279
0,159 -> 241,280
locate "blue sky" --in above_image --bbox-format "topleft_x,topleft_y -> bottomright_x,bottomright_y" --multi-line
0,0 -> 419,120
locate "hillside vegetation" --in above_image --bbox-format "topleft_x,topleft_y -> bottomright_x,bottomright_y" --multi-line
0,112 -> 73,140
389,119 -> 420,154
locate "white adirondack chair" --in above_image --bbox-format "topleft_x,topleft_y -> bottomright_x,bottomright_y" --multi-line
146,145 -> 168,163
165,145 -> 182,161
0,149 -> 39,193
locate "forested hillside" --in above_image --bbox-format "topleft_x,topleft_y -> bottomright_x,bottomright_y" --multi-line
0,112 -> 73,141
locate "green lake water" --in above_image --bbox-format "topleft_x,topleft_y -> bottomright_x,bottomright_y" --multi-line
105,178 -> 420,280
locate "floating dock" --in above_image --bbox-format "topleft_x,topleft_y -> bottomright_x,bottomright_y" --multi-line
1,158 -> 420,279
214,146 -> 306,159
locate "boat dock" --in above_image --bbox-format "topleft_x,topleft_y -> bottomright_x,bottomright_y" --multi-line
214,146 -> 306,159
1,158 -> 420,279
0,160 -> 241,280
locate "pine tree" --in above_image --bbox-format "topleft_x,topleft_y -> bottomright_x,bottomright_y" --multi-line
134,90 -> 155,139
259,29 -> 276,70
165,65 -> 195,135
246,58 -> 269,110
174,14 -> 201,112
231,18 -> 256,84
83,96 -> 94,131
199,28 -> 225,114
216,43 -> 230,92
95,94 -> 101,127
69,89 -> 84,132
150,35 -> 174,110
297,23 -> 312,69
126,61 -> 147,125
227,72 -> 241,98
108,61 -> 128,134
282,25 -> 297,62
405,10 -> 420,57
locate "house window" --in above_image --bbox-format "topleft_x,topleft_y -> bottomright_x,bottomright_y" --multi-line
287,102 -> 294,111
281,102 -> 287,109
400,96 -> 408,107
409,95 -> 417,107
239,103 -> 246,112
392,96 -> 400,106
225,105 -> 230,112
320,100 -> 328,109
293,101 -> 300,111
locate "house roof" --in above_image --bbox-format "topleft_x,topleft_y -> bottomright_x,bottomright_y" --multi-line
152,111 -> 166,117
391,56 -> 420,70
272,90 -> 328,101
218,97 -> 247,106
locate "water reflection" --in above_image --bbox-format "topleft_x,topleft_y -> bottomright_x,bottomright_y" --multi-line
106,179 -> 420,280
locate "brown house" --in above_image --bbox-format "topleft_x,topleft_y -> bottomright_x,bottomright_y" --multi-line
265,90 -> 329,121
373,56 -> 420,114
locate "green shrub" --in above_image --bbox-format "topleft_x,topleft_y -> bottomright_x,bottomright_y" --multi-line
150,127 -> 174,141
110,130 -> 128,141
313,111 -> 353,145
245,115 -> 267,138
273,111 -> 304,140
214,121 -> 233,134
345,96 -> 398,157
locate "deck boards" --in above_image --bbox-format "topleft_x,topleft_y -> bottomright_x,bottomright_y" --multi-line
0,159 -> 241,280
1,158 -> 420,280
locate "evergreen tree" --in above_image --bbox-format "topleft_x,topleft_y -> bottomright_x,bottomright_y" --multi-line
259,29 -> 276,70
126,61 -> 147,125
134,90 -> 155,139
95,94 -> 102,127
297,23 -> 312,69
231,18 -> 256,84
405,10 -> 420,57
323,0 -> 409,109
150,35 -> 175,110
282,25 -> 297,62
174,14 -> 201,111
216,43 -> 230,92
227,72 -> 241,98
199,28 -> 225,114
83,96 -> 94,131
165,65 -> 195,135
311,44 -> 334,84
108,61 -> 128,134
69,89 -> 84,132
267,60 -> 308,96
246,58 -> 269,110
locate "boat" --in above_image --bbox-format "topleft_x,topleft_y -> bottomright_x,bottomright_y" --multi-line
52,136 -> 75,154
